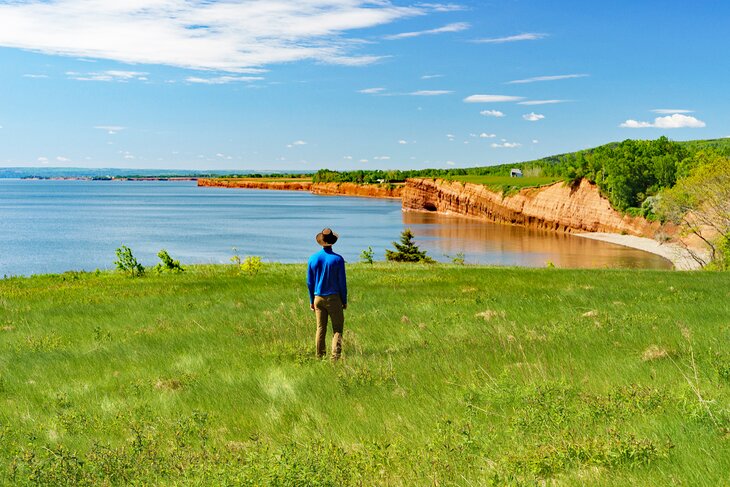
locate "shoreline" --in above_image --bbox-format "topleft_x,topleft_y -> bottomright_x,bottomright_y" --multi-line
575,232 -> 704,271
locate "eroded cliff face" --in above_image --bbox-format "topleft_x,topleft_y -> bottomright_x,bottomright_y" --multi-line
310,182 -> 403,199
402,178 -> 659,236
197,179 -> 403,199
197,179 -> 313,191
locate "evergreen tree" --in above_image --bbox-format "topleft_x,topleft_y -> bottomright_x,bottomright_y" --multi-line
385,229 -> 434,263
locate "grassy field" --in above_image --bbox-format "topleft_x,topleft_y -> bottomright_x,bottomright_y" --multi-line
446,175 -> 560,192
0,264 -> 729,485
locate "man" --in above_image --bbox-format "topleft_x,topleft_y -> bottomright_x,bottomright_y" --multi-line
307,228 -> 347,360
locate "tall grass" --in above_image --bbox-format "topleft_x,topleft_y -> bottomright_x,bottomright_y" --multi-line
0,264 -> 728,485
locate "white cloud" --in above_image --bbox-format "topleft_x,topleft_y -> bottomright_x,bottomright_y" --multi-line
479,133 -> 496,138
66,70 -> 148,82
620,114 -> 706,129
474,33 -> 548,44
56,156 -> 70,162
518,99 -> 570,106
418,4 -> 466,13
0,1 -> 449,71
652,108 -> 694,114
398,140 -> 408,145
287,140 -> 307,148
344,155 -> 353,160
359,159 -> 368,163
421,74 -> 443,79
465,95 -> 524,103
409,90 -> 452,96
446,134 -> 455,140
94,125 -> 125,135
385,22 -> 470,40
620,119 -> 653,128
532,139 -> 539,144
23,74 -> 48,78
186,75 -> 264,84
523,112 -> 545,122
373,155 -> 391,160
507,74 -> 588,84
446,160 -> 455,166
37,157 -> 49,163
359,87 -> 385,94
480,109 -> 505,117
491,142 -> 521,148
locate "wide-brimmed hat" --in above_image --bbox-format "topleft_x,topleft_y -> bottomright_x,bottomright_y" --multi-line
316,228 -> 339,246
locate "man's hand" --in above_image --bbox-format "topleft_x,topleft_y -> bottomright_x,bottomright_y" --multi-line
310,303 -> 315,311
342,303 -> 347,310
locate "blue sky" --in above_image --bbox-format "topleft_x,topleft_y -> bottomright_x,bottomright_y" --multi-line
0,0 -> 728,170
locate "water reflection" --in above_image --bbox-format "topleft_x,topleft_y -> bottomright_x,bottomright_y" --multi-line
403,211 -> 672,270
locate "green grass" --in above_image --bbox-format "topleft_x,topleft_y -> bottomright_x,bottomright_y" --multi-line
1,264 -> 729,485
446,175 -> 560,193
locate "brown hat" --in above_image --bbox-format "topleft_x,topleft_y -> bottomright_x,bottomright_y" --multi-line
316,227 -> 339,246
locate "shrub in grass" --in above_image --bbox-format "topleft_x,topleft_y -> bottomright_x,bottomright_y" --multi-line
385,229 -> 434,263
241,256 -> 263,276
114,245 -> 145,277
154,249 -> 184,273
359,246 -> 375,264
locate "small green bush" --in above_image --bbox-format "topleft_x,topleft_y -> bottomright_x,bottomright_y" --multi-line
359,246 -> 375,264
241,256 -> 263,276
385,229 -> 434,263
154,249 -> 184,273
114,245 -> 145,277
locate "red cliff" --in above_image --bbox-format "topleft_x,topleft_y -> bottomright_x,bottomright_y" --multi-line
198,178 -> 403,199
402,178 -> 659,236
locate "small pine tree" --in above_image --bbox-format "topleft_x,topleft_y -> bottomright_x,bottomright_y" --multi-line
385,229 -> 434,263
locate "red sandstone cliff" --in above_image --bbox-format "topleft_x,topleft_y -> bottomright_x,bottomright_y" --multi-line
402,178 -> 659,236
197,178 -> 403,199
197,179 -> 313,191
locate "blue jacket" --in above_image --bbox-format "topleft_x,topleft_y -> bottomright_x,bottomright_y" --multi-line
307,247 -> 347,305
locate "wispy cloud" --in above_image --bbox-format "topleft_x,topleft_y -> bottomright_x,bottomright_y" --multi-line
651,108 -> 694,114
507,74 -> 588,84
479,133 -> 496,138
23,74 -> 48,78
464,94 -> 524,103
480,109 -> 505,117
385,22 -> 470,40
491,142 -> 521,148
0,1 -> 453,71
474,32 -> 548,44
94,125 -> 125,135
523,112 -> 545,122
359,87 -> 386,94
518,99 -> 570,106
409,90 -> 452,96
620,113 -> 706,129
287,140 -> 308,148
398,139 -> 408,145
186,75 -> 264,85
421,74 -> 444,80
66,70 -> 148,82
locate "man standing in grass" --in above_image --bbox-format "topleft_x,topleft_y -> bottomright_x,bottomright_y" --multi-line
307,228 -> 347,360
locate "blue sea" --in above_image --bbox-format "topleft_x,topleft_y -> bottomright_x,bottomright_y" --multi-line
0,179 -> 671,276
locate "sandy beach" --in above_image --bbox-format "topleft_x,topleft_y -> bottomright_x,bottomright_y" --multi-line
575,233 -> 706,271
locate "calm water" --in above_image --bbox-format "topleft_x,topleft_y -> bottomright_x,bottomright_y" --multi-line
0,180 -> 671,276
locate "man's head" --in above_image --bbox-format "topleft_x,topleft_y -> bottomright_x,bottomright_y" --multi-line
316,228 -> 338,247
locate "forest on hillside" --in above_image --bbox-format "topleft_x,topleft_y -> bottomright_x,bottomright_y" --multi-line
312,137 -> 730,214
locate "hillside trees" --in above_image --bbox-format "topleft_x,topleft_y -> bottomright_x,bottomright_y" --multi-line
656,151 -> 730,269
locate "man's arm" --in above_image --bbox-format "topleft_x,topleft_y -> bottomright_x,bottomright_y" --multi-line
339,258 -> 347,308
307,261 -> 315,308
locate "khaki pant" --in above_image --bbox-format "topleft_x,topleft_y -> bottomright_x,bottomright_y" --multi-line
314,294 -> 344,359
